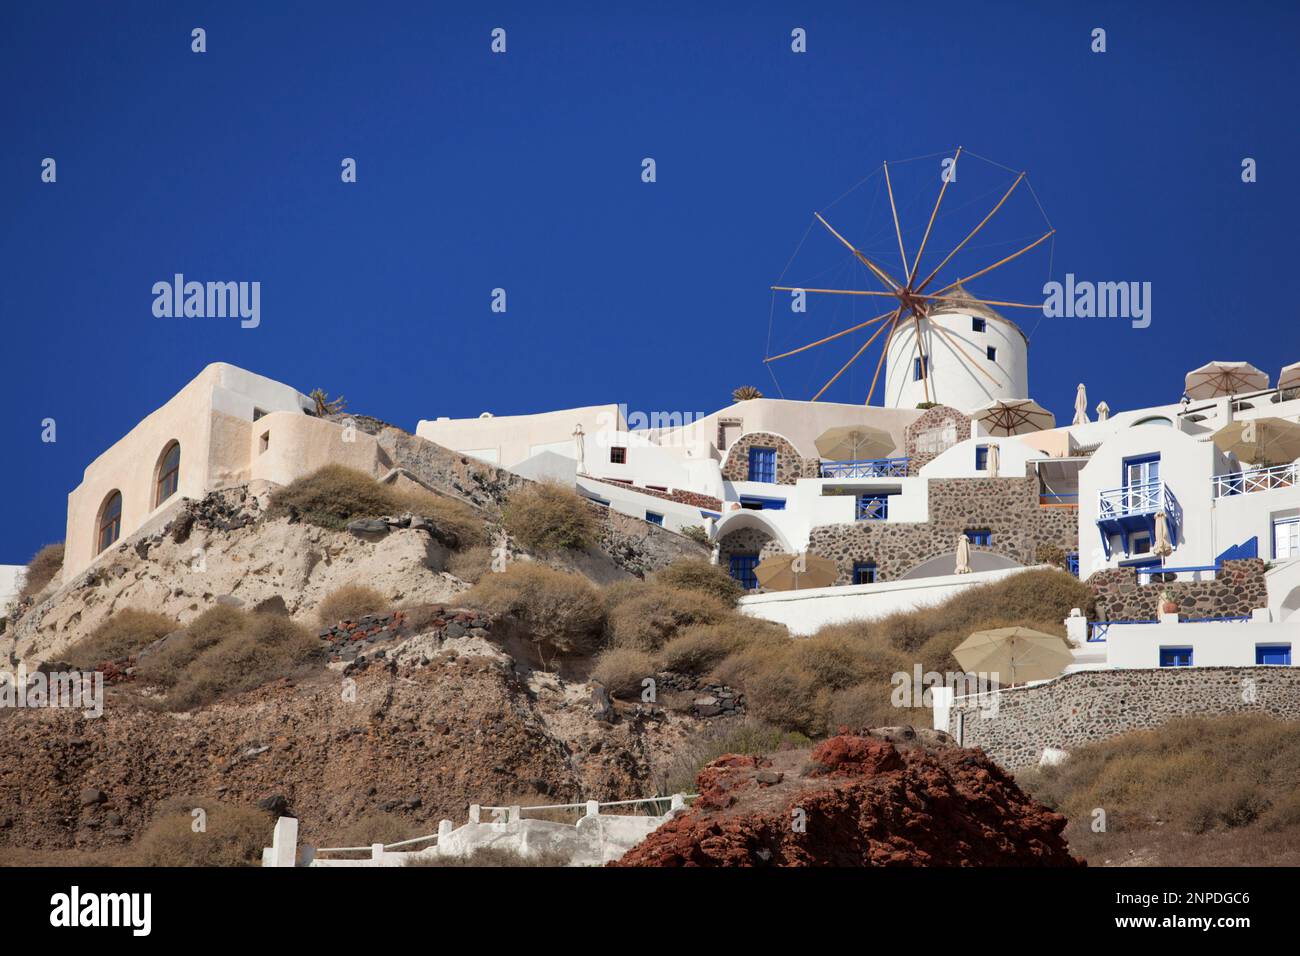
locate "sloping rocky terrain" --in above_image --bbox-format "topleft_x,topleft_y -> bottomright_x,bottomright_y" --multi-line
614,727 -> 1081,866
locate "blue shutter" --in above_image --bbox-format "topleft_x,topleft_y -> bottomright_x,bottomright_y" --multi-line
729,553 -> 760,590
1256,644 -> 1291,666
747,447 -> 776,483
1160,647 -> 1193,667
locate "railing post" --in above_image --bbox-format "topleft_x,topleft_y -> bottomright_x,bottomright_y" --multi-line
468,804 -> 481,824
267,816 -> 298,868
584,800 -> 600,818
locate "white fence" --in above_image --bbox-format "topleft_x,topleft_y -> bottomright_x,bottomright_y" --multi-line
263,795 -> 694,868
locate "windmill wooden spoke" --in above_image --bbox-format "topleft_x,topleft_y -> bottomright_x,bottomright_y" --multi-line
770,286 -> 899,299
764,308 -> 896,362
914,171 -> 1025,294
882,162 -> 910,278
865,311 -> 902,406
908,147 -> 961,286
813,213 -> 902,291
812,321 -> 889,402
925,296 -> 1046,311
927,229 -> 1055,299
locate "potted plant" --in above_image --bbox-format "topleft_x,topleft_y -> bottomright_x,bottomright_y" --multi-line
1158,589 -> 1178,616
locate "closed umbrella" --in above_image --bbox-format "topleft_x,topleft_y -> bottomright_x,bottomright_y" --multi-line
754,552 -> 838,591
1072,384 -> 1089,426
953,627 -> 1073,686
1185,361 -> 1269,400
1212,417 -> 1300,464
814,424 -> 896,462
1153,511 -> 1174,559
972,398 -> 1056,436
954,535 -> 972,575
987,442 -> 1001,477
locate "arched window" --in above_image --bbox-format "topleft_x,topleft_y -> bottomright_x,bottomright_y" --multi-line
1133,416 -> 1173,427
155,441 -> 181,506
97,491 -> 123,554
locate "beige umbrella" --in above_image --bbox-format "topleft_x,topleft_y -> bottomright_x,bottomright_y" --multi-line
1072,384 -> 1089,426
986,442 -> 1001,477
1153,511 -> 1174,559
1185,361 -> 1269,400
814,424 -> 895,462
953,627 -> 1073,686
954,535 -> 972,575
972,398 -> 1056,436
754,552 -> 838,591
1278,362 -> 1300,396
1212,417 -> 1300,464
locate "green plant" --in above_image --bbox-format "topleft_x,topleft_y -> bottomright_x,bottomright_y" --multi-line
463,563 -> 605,657
678,524 -> 710,546
19,542 -> 64,600
651,559 -> 744,607
318,584 -> 387,625
731,386 -> 763,402
63,609 -> 176,667
501,481 -> 597,553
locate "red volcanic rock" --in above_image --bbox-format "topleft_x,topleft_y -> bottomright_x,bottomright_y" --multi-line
614,730 -> 1081,867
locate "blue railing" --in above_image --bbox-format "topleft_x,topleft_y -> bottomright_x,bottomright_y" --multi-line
821,457 -> 909,479
1135,564 -> 1219,583
1089,614 -> 1253,642
1212,462 -> 1299,498
856,495 -> 889,521
1098,477 -> 1167,519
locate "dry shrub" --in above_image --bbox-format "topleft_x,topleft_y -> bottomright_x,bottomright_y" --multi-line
446,545 -> 493,584
659,719 -> 810,795
1018,715 -> 1300,835
501,481 -> 597,553
591,647 -> 657,699
824,684 -> 919,736
659,619 -> 784,675
20,542 -> 64,600
463,563 -> 605,656
130,798 -> 271,867
679,525 -> 710,546
269,465 -> 485,546
324,812 -> 426,858
63,609 -> 175,668
651,559 -> 744,607
318,584 -> 387,625
135,606 -> 322,710
605,584 -> 729,652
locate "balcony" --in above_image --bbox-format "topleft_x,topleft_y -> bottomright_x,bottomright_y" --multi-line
1096,478 -> 1182,558
1212,462 -> 1299,498
820,457 -> 909,479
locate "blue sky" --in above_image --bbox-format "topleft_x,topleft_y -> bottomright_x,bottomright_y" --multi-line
2,1 -> 1299,563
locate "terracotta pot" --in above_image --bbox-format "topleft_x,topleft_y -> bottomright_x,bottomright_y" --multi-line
1160,600 -> 1178,615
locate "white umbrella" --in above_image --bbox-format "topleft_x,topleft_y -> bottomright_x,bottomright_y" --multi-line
1072,384 -> 1089,426
814,424 -> 895,462
954,535 -> 972,575
987,442 -> 1001,477
1153,511 -> 1174,559
1278,362 -> 1300,394
1185,361 -> 1269,400
1096,401 -> 1110,422
972,398 -> 1056,436
954,627 -> 1074,685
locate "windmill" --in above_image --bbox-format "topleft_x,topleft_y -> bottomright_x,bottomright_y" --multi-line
766,148 -> 1054,406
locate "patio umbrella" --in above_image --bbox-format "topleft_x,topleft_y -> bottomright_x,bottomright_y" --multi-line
954,535 -> 972,574
1278,362 -> 1300,394
1072,384 -> 1089,425
814,424 -> 895,462
987,442 -> 1001,477
953,627 -> 1073,686
972,399 -> 1056,436
1212,417 -> 1300,464
1185,361 -> 1269,400
1153,511 -> 1174,559
754,552 -> 838,591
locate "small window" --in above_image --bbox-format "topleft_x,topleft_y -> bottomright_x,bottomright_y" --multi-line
986,346 -> 997,362
747,447 -> 776,483
610,446 -> 627,464
252,407 -> 267,422
1274,517 -> 1299,560
1131,534 -> 1152,555
155,441 -> 181,506
975,445 -> 989,471
965,529 -> 991,546
1160,646 -> 1193,668
97,490 -> 123,555
972,317 -> 986,333
740,496 -> 785,511
912,356 -> 930,381
645,511 -> 664,526
852,561 -> 877,585
729,553 -> 760,591
1256,644 -> 1291,666
259,431 -> 270,454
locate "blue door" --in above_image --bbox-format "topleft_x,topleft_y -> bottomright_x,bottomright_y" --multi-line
1256,644 -> 1291,665
729,553 -> 760,590
747,447 -> 776,483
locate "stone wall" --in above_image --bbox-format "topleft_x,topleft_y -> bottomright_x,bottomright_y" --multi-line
1087,559 -> 1268,621
717,527 -> 788,570
720,431 -> 806,486
808,476 -> 1078,585
948,666 -> 1300,770
904,405 -> 971,474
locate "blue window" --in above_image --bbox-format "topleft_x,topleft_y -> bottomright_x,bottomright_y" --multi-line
740,495 -> 785,511
972,317 -> 986,333
856,494 -> 889,520
853,561 -> 878,585
1256,644 -> 1291,666
975,445 -> 989,470
986,346 -> 997,362
1160,646 -> 1193,667
729,553 -> 760,591
747,446 -> 776,483
645,511 -> 663,526
1066,552 -> 1080,577
965,529 -> 991,546
912,356 -> 929,381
